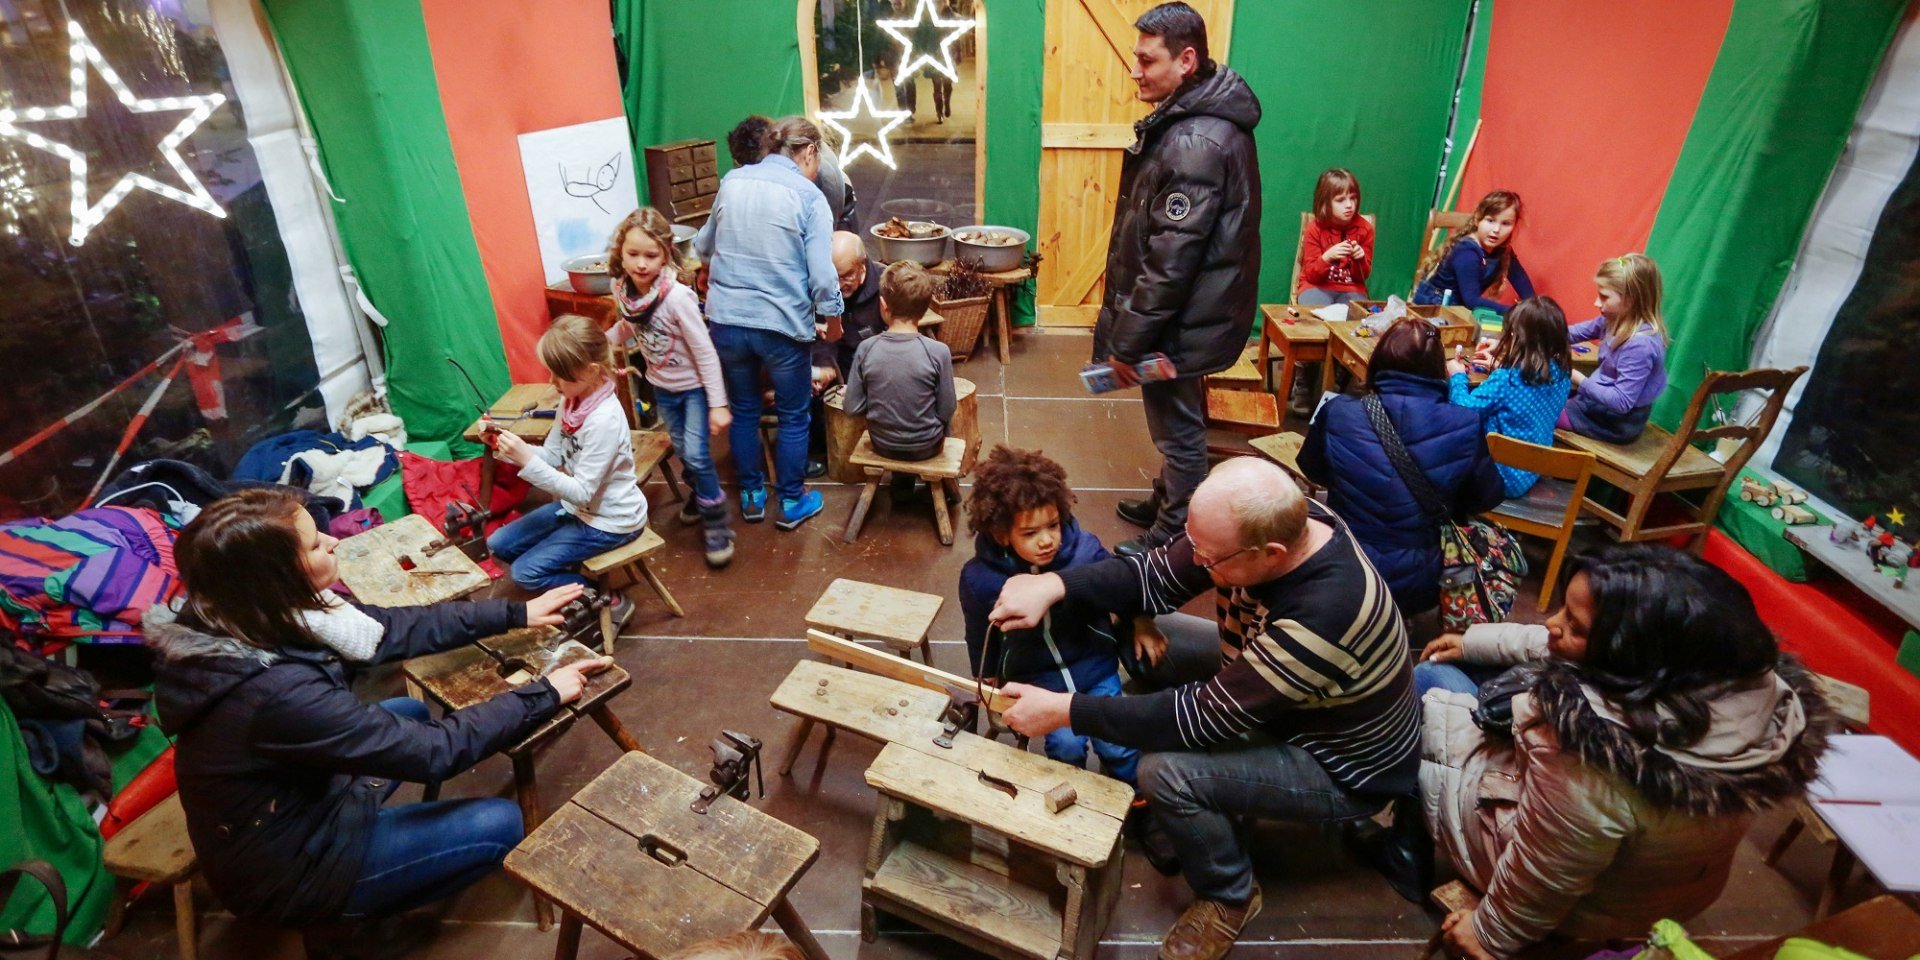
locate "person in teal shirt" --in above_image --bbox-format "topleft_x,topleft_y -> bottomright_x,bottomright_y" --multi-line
1447,297 -> 1573,497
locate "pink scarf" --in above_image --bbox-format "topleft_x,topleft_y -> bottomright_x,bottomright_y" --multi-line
560,378 -> 617,435
613,269 -> 676,323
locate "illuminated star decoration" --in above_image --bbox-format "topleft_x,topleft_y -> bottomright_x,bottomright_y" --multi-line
876,0 -> 976,83
817,80 -> 910,170
1892,507 -> 1908,528
0,19 -> 228,246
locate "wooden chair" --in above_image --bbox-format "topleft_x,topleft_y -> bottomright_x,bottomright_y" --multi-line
1554,366 -> 1806,553
1483,435 -> 1596,610
844,435 -> 968,545
581,527 -> 684,652
103,793 -> 198,960
1414,209 -> 1473,295
1764,673 -> 1871,920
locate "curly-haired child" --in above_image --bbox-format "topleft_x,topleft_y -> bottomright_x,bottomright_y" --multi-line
959,446 -> 1140,785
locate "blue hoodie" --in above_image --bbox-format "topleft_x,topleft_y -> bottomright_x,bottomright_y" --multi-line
958,517 -> 1128,694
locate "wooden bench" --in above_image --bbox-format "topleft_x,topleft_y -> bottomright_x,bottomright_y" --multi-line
581,527 -> 684,652
102,793 -> 198,960
403,626 -> 644,930
844,434 -> 969,545
771,660 -> 950,777
505,752 -> 830,960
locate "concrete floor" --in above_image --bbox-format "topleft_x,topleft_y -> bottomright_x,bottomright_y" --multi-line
95,332 -> 1877,959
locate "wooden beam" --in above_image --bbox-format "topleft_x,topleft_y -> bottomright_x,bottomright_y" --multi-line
1049,245 -> 1109,309
807,629 -> 1009,713
1077,0 -> 1137,67
1041,122 -> 1136,150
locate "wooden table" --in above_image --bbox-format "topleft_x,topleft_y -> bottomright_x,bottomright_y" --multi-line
333,513 -> 489,606
544,282 -> 617,330
403,625 -> 644,928
1257,304 -> 1330,408
930,261 -> 1033,364
861,736 -> 1130,960
505,751 -> 829,960
1320,311 -> 1481,394
1723,895 -> 1920,959
462,383 -> 562,507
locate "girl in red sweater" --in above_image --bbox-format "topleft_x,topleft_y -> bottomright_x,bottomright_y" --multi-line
1296,168 -> 1375,305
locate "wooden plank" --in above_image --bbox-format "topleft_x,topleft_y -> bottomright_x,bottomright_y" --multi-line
1785,528 -> 1920,632
1036,305 -> 1101,328
805,580 -> 944,650
333,514 -> 488,607
866,840 -> 1063,960
807,630 -> 1010,713
1248,432 -> 1307,479
461,383 -> 561,442
865,744 -> 1124,868
770,660 -> 951,742
1554,426 -> 1723,484
1723,895 -> 1920,960
505,805 -> 767,957
920,732 -> 1133,819
1049,246 -> 1110,311
570,753 -> 819,910
1040,123 -> 1136,150
849,435 -> 968,479
401,644 -> 502,712
1812,673 -> 1871,728
1075,0 -> 1136,67
103,793 -> 195,883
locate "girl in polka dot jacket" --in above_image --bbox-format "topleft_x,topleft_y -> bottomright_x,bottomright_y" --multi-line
1446,297 -> 1573,497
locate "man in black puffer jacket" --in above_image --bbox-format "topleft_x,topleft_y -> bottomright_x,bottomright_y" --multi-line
1094,2 -> 1262,555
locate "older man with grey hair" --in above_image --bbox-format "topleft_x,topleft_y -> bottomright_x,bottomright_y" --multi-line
993,458 -> 1416,960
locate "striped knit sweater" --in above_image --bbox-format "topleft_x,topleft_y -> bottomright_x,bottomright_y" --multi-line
1061,502 -> 1419,796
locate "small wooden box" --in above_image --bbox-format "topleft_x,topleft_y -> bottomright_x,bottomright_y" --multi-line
643,139 -> 720,226
1345,301 -> 1478,349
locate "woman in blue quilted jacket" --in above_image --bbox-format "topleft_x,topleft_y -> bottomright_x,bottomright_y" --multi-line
1301,318 -> 1505,618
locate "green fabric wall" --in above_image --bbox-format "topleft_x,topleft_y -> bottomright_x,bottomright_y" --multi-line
613,0 -> 1045,325
260,0 -> 506,449
1230,0 -> 1474,304
1645,0 -> 1907,428
1435,0 -> 1491,214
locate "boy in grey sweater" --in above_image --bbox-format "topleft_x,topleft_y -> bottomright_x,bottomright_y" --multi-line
845,261 -> 956,462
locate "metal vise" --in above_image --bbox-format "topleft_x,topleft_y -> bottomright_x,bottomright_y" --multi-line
692,729 -> 763,814
933,684 -> 983,750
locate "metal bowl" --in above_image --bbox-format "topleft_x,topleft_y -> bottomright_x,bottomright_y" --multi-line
563,254 -> 612,295
869,221 -> 951,265
880,198 -> 954,225
671,223 -> 697,261
949,225 -> 1030,273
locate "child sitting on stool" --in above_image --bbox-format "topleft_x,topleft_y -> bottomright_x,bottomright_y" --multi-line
843,260 -> 955,500
959,446 -> 1142,785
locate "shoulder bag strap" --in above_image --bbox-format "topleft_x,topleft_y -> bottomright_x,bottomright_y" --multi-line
1361,393 -> 1447,524
0,859 -> 69,960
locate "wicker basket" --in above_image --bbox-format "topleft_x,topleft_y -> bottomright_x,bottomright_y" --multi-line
930,295 -> 991,359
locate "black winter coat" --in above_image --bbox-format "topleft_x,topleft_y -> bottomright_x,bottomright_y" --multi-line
144,599 -> 561,924
1300,371 -> 1506,614
1091,64 -> 1262,378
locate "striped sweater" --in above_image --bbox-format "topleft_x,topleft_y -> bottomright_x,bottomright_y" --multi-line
1061,502 -> 1419,796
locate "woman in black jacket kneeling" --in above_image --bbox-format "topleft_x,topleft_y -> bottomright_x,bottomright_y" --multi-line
143,488 -> 608,946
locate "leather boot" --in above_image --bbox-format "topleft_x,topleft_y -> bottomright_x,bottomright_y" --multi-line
1344,795 -> 1433,905
1117,480 -> 1165,529
1160,885 -> 1261,960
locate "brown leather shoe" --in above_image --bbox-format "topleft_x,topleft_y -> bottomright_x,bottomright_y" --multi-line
1159,884 -> 1262,960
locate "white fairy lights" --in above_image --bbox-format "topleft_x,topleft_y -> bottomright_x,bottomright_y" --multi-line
817,80 -> 911,171
876,0 -> 976,84
0,19 -> 228,246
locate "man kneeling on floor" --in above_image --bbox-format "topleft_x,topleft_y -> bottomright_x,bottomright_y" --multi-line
993,457 -> 1416,960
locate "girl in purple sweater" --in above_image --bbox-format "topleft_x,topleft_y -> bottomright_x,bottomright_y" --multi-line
1559,253 -> 1669,443
608,207 -> 735,568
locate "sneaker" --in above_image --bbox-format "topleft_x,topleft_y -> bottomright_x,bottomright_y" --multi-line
676,499 -> 701,526
1160,886 -> 1262,960
740,488 -> 767,523
776,489 -> 825,531
703,526 -> 736,569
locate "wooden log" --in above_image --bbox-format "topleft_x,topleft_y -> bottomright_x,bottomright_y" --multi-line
823,389 -> 870,484
950,377 -> 980,473
806,629 -> 1009,713
1044,783 -> 1078,814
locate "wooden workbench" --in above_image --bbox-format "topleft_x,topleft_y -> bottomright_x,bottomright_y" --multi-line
333,513 -> 489,607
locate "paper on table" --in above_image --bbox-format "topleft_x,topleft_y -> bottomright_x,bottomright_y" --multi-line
1814,804 -> 1920,891
1311,304 -> 1349,324
1810,734 -> 1920,804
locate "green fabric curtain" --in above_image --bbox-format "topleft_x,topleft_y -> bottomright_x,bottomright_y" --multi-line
0,703 -> 111,945
1230,0 -> 1474,304
1644,0 -> 1906,428
259,0 -> 506,451
1434,0 -> 1491,215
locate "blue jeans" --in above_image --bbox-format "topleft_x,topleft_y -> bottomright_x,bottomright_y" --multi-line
343,699 -> 524,917
1040,672 -> 1140,785
654,386 -> 722,503
1413,661 -> 1501,699
710,322 -> 812,501
486,501 -> 638,590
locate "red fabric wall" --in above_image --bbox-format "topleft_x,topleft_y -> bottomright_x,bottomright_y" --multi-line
418,1 -> 627,381
1455,0 -> 1732,308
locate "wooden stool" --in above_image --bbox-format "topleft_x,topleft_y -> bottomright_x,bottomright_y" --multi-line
861,736 -> 1130,960
333,513 -> 489,607
771,660 -> 949,777
506,752 -> 830,960
1764,673 -> 1872,919
102,793 -> 198,960
403,627 -> 644,931
806,578 -> 943,664
844,434 -> 968,545
581,527 -> 684,653
630,429 -> 684,503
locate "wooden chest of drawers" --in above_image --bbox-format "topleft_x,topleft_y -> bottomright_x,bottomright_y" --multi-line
642,138 -> 720,225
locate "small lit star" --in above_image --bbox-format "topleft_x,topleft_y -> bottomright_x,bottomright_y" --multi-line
0,19 -> 228,246
1891,508 -> 1908,528
817,81 -> 910,170
877,0 -> 976,83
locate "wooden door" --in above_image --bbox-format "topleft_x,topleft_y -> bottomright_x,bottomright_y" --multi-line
1036,0 -> 1233,327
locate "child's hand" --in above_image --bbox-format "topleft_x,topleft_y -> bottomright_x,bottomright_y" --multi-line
1133,616 -> 1169,667
1349,242 -> 1366,260
1446,356 -> 1469,377
1322,242 -> 1348,263
494,431 -> 535,467
708,405 -> 732,436
1420,632 -> 1466,662
1570,369 -> 1587,387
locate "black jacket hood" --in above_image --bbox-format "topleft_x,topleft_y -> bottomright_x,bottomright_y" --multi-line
1139,64 -> 1262,141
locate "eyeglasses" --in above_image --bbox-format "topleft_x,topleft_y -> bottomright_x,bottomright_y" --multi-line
1187,526 -> 1256,570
